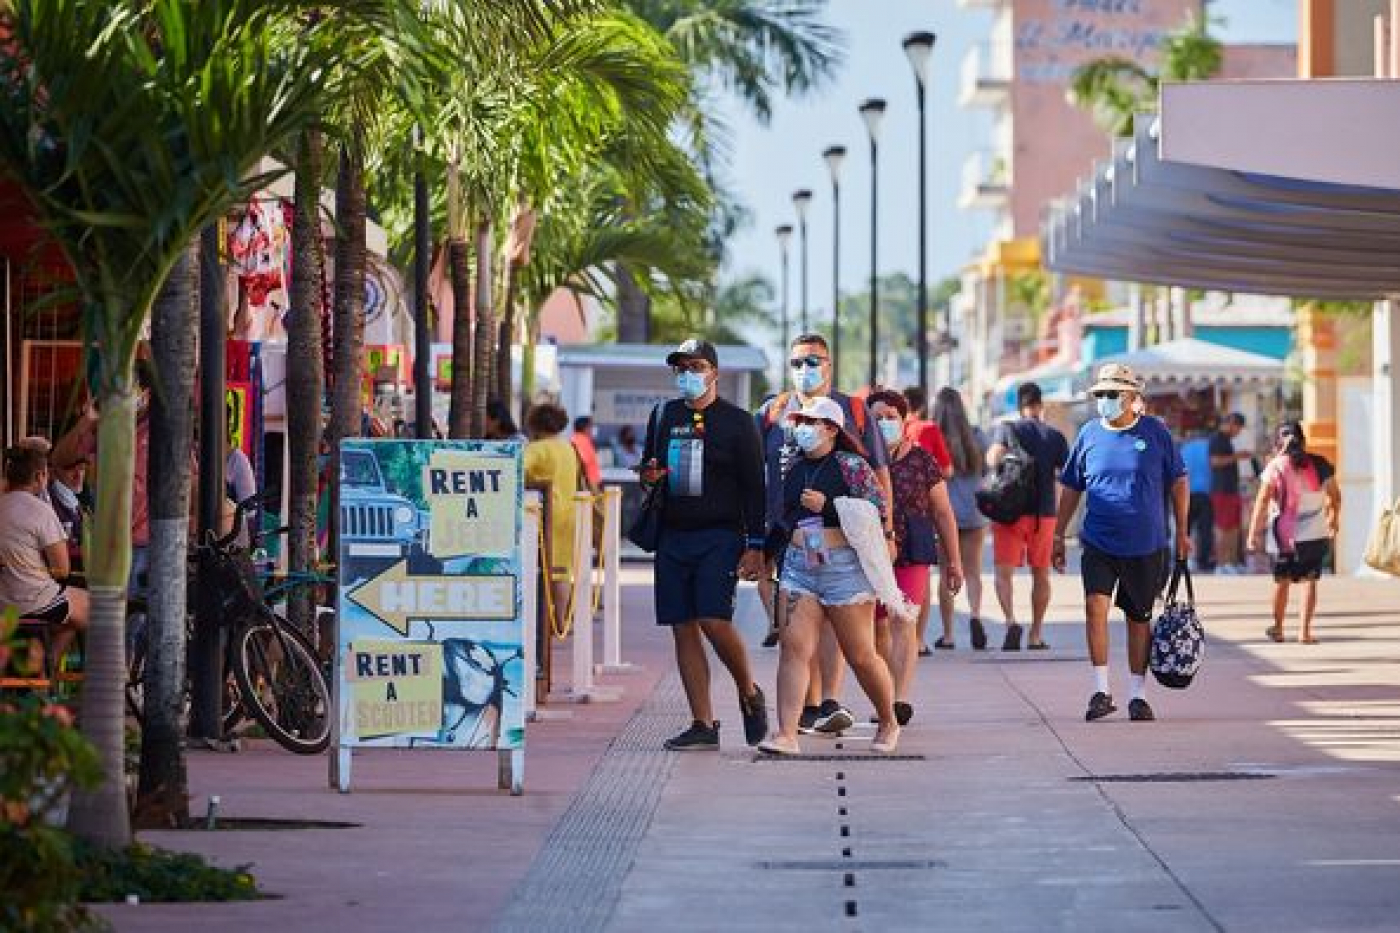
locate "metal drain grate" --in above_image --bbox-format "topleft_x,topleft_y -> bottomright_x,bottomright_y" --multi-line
753,753 -> 927,762
1071,771 -> 1275,783
759,858 -> 945,870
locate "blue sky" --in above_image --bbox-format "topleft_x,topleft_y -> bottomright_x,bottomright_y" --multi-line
715,0 -> 1298,309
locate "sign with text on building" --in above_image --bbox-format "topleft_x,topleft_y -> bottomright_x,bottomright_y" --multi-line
336,440 -> 525,780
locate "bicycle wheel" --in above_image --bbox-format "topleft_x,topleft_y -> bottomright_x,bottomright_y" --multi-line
232,616 -> 331,754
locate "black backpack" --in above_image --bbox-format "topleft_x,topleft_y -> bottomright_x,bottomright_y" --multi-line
976,423 -> 1038,525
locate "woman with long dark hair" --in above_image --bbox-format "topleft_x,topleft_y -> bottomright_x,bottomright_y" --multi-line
932,387 -> 989,649
868,389 -> 962,725
1247,421 -> 1341,644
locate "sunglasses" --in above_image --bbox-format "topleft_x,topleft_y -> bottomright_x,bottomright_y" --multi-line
1092,390 -> 1123,400
672,361 -> 712,375
788,355 -> 828,370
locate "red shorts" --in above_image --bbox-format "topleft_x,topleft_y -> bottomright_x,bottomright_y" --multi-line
878,564 -> 931,622
992,515 -> 1057,569
1211,493 -> 1242,530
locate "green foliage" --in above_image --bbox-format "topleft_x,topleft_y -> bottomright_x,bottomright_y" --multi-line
74,841 -> 259,905
373,443 -> 433,504
1067,12 -> 1222,138
0,613 -> 103,933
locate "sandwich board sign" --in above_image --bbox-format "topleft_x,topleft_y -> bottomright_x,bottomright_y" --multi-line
334,439 -> 526,794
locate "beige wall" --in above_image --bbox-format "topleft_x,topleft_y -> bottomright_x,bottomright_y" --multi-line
1333,0 -> 1389,76
1008,0 -> 1201,237
1218,43 -> 1298,80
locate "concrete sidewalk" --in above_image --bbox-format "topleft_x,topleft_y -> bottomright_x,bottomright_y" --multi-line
98,566 -> 1400,932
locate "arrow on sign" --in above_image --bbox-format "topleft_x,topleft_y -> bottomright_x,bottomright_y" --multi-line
346,561 -> 516,636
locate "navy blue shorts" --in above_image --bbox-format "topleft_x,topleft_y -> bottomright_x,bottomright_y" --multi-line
654,527 -> 744,625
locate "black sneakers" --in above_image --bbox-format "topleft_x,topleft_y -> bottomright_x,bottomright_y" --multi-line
970,617 -> 988,651
813,699 -> 854,735
893,701 -> 914,726
664,720 -> 720,751
1128,698 -> 1156,722
739,685 -> 769,747
1085,692 -> 1117,722
797,705 -> 821,734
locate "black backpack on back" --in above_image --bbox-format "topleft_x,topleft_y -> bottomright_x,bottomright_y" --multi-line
976,422 -> 1039,525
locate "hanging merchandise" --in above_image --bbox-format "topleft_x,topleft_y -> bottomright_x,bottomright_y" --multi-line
227,198 -> 291,341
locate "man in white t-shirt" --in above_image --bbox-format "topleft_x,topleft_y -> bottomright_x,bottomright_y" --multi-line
0,446 -> 89,665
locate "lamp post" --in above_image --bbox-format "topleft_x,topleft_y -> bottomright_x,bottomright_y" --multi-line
776,224 -> 794,361
792,189 -> 813,335
823,145 -> 846,390
903,30 -> 936,394
858,98 -> 886,389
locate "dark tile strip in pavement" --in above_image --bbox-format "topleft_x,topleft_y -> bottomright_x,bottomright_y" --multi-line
490,672 -> 685,933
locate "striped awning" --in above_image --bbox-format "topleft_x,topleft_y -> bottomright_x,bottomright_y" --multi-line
1043,81 -> 1400,300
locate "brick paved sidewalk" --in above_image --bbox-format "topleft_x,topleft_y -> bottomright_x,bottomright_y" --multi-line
97,566 -> 1400,932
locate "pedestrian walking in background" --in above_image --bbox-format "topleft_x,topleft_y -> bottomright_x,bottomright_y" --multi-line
1210,412 -> 1252,574
524,402 -> 581,621
986,382 -> 1069,651
641,339 -> 768,752
757,397 -> 900,756
932,387 -> 989,650
571,415 -> 602,490
901,386 -> 953,474
755,333 -> 892,737
1247,421 -> 1341,645
1179,425 -> 1215,572
868,390 -> 962,725
1053,364 -> 1189,723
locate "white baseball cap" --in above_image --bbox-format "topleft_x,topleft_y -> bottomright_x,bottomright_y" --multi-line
785,396 -> 845,429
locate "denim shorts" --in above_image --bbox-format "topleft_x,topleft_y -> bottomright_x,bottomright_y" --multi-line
780,544 -> 875,608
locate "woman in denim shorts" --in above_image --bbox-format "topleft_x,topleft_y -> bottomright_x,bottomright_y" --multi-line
757,398 -> 900,756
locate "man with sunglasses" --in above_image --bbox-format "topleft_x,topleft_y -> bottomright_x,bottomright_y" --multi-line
642,338 -> 769,751
1053,363 -> 1189,723
755,333 -> 893,736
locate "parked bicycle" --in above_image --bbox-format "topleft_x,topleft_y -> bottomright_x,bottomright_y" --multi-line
126,493 -> 331,754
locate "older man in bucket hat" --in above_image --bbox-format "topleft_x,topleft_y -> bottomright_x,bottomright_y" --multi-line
1052,363 -> 1189,723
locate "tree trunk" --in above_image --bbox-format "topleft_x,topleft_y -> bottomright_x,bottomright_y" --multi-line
616,262 -> 650,343
328,142 -> 367,582
135,241 -> 197,829
329,141 -> 367,449
287,127 -> 326,635
494,264 -> 520,405
469,217 -> 494,437
67,378 -> 138,848
446,236 -> 472,438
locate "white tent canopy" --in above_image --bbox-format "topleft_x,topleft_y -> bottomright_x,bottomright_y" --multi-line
1086,337 -> 1284,392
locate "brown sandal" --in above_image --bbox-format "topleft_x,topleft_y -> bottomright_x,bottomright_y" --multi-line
1265,627 -> 1284,643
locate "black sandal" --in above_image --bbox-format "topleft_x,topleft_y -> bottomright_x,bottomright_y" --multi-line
933,637 -> 955,650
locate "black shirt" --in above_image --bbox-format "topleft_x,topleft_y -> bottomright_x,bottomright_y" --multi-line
1208,431 -> 1240,494
993,418 -> 1069,517
644,397 -> 766,542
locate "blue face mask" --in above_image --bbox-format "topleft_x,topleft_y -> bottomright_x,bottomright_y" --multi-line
878,418 -> 903,446
1096,395 -> 1125,421
793,424 -> 825,452
676,371 -> 709,400
794,366 -> 823,394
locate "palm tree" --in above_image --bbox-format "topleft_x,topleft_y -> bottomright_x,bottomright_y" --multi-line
1068,12 -> 1223,138
617,0 -> 843,341
0,0 -> 358,847
136,242 -> 198,829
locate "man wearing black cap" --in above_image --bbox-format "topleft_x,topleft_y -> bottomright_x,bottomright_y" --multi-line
641,338 -> 769,750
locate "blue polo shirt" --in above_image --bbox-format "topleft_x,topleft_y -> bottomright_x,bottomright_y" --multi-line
1179,437 -> 1212,495
1060,415 -> 1186,557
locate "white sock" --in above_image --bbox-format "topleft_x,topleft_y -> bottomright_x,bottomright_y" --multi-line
1129,674 -> 1146,701
1093,666 -> 1110,695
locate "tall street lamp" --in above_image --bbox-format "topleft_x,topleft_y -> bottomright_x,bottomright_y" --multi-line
776,224 -> 794,359
792,189 -> 813,335
904,30 -> 936,395
859,98 -> 887,389
823,145 -> 847,389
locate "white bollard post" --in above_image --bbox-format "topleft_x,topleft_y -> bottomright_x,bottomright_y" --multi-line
569,492 -> 595,700
597,487 -> 637,674
522,492 -> 542,721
